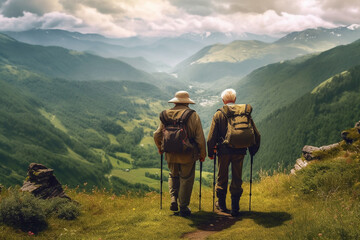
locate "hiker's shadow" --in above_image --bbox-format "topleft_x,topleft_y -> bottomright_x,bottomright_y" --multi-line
241,211 -> 292,228
187,210 -> 292,232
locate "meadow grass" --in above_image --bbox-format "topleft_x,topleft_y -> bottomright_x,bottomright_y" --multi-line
110,168 -> 169,189
1,138 -> 359,239
1,167 -> 359,240
38,108 -> 68,133
107,134 -> 119,145
115,152 -> 134,163
107,155 -> 132,169
140,136 -> 155,147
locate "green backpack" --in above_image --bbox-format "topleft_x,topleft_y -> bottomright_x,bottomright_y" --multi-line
218,104 -> 256,148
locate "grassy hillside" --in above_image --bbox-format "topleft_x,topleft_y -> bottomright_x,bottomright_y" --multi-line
253,64 -> 360,175
1,127 -> 359,239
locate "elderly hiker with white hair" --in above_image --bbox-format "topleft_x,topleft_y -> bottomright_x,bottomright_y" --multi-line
207,88 -> 261,216
154,91 -> 206,217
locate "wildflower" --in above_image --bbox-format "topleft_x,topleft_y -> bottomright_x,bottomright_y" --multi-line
318,233 -> 322,237
28,231 -> 34,236
133,208 -> 136,211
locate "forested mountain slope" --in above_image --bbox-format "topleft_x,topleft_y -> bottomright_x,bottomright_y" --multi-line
0,33 -> 152,82
252,65 -> 360,174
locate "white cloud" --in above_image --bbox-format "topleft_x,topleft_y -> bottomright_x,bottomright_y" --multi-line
1,0 -> 62,17
73,5 -> 135,37
0,11 -> 84,31
0,0 -> 359,37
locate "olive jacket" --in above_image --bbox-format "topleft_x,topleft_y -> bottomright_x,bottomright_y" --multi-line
207,104 -> 261,158
153,104 -> 206,164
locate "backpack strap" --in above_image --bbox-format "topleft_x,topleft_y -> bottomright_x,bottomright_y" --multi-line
159,110 -> 169,125
178,109 -> 195,125
244,104 -> 253,116
217,108 -> 228,120
217,108 -> 229,144
160,109 -> 195,125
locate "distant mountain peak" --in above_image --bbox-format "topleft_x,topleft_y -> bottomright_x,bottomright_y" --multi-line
347,24 -> 360,30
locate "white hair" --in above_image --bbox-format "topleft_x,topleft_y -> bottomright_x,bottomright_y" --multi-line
221,89 -> 236,103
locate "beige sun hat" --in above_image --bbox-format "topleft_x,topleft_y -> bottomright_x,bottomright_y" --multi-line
168,91 -> 195,104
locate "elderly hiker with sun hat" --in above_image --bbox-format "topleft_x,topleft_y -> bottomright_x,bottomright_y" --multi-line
154,91 -> 206,217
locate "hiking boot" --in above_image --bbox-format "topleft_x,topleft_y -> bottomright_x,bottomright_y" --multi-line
170,201 -> 178,211
215,197 -> 229,213
231,195 -> 240,217
170,196 -> 178,211
179,206 -> 191,217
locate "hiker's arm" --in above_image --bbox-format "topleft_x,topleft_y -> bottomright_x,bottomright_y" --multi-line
207,113 -> 219,158
193,113 -> 206,161
249,118 -> 261,156
153,122 -> 164,153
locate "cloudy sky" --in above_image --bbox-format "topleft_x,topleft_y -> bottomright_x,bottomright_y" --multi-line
0,0 -> 359,37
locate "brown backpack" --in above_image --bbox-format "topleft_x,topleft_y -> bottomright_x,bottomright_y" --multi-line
160,109 -> 195,153
218,104 -> 256,148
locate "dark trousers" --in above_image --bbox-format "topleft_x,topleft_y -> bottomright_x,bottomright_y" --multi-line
215,154 -> 245,198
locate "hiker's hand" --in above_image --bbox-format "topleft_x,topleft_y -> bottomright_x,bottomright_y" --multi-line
248,146 -> 258,156
213,146 -> 217,154
199,157 -> 205,162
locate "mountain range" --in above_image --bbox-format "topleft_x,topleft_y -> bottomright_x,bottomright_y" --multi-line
2,29 -> 277,69
173,25 -> 360,83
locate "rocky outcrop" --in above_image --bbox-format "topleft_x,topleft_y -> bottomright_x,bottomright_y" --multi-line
21,163 -> 70,200
302,143 -> 339,161
290,158 -> 309,174
355,121 -> 360,133
341,131 -> 353,144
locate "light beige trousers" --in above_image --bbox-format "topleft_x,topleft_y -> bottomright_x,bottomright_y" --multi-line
167,161 -> 195,208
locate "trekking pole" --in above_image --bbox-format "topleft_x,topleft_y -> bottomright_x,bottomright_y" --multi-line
213,151 -> 217,212
160,153 -> 163,210
199,160 -> 202,211
249,154 -> 253,212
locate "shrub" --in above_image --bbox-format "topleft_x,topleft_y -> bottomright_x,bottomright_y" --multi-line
290,158 -> 360,196
0,190 -> 81,233
46,197 -> 80,220
0,191 -> 48,233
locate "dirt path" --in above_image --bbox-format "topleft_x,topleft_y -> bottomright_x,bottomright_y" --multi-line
182,211 -> 238,240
